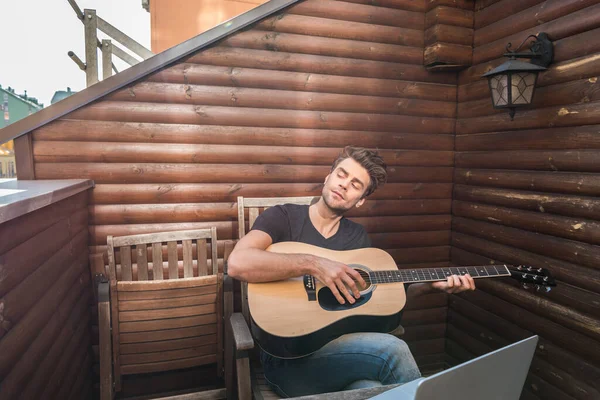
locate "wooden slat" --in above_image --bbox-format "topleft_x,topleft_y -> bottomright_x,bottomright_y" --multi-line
121,354 -> 217,375
119,293 -> 217,311
120,324 -> 218,344
167,241 -> 178,279
136,244 -> 149,281
121,334 -> 217,354
113,229 -> 214,247
152,242 -> 164,280
120,246 -> 133,281
121,344 -> 217,365
198,239 -> 208,276
119,304 -> 216,322
118,275 -> 217,291
183,239 -> 193,278
118,285 -> 216,301
211,227 -> 219,275
120,314 -> 217,333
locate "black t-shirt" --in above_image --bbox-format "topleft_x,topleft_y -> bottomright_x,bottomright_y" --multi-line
251,204 -> 371,250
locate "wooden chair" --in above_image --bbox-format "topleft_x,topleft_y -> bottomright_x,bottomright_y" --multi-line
230,196 -> 401,400
98,228 -> 239,400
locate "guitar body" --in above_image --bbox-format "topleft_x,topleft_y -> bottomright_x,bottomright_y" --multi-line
248,242 -> 406,359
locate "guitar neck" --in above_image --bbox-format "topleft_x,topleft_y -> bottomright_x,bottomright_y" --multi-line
369,265 -> 511,284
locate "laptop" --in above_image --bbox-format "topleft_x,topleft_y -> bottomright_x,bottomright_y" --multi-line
370,335 -> 538,400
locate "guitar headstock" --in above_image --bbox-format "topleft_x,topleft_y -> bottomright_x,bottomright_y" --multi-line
508,265 -> 556,292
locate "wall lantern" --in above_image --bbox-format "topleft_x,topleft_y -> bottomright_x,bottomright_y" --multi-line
482,32 -> 553,120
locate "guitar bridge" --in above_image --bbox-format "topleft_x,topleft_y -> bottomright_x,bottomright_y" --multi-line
304,275 -> 317,301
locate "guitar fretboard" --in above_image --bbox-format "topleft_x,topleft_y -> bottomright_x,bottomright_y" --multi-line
368,265 -> 511,284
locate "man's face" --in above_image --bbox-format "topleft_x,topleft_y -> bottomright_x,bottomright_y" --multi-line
322,158 -> 370,214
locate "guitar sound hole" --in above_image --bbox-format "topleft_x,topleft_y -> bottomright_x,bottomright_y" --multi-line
355,269 -> 372,291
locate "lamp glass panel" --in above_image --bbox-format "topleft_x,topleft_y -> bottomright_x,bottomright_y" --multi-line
489,74 -> 509,106
511,72 -> 537,105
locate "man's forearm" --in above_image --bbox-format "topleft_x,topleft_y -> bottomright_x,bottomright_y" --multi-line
227,248 -> 318,282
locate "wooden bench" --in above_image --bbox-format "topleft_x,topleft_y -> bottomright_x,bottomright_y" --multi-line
98,228 -> 241,399
230,196 -> 402,400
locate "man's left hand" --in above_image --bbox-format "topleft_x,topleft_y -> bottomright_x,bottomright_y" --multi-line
431,274 -> 476,294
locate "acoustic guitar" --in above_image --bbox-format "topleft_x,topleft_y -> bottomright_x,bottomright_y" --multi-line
248,242 -> 555,359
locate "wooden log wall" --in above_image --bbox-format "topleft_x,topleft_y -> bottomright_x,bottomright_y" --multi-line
452,1 -> 600,399
0,191 -> 93,399
27,0 -> 454,376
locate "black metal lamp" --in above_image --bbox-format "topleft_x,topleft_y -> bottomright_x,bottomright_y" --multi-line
482,32 -> 554,120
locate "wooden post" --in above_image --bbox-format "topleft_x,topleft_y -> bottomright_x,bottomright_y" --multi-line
98,279 -> 113,400
13,132 -> 35,179
102,40 -> 113,80
84,9 -> 99,87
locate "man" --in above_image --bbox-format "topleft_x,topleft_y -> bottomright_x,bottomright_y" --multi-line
228,146 -> 475,397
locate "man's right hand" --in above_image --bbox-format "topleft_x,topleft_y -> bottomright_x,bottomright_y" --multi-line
311,257 -> 367,305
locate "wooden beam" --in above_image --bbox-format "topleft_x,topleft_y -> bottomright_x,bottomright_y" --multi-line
13,133 -> 35,179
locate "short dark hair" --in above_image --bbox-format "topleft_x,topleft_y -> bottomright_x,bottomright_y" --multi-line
331,146 -> 387,197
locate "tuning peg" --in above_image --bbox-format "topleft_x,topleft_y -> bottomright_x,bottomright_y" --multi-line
545,287 -> 552,293
527,266 -> 534,272
537,268 -> 543,273
517,266 -> 523,271
535,285 -> 541,292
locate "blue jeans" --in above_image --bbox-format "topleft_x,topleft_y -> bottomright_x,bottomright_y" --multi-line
261,332 -> 422,397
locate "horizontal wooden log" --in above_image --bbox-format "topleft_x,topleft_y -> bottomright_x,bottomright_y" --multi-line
448,293 -> 600,394
0,286 -> 89,400
0,262 -> 88,378
89,182 -> 453,204
425,24 -> 474,46
451,232 -> 600,293
553,27 -> 600,63
90,215 -> 451,244
476,279 -> 600,342
454,168 -> 600,197
107,82 -> 456,119
187,47 -> 457,85
342,0 -> 427,12
386,246 -> 450,264
402,307 -> 447,326
424,43 -> 472,69
458,53 -> 600,103
458,76 -> 600,118
0,228 -> 88,328
426,6 -> 473,28
453,184 -> 600,221
457,100 -> 600,135
37,119 -> 455,150
446,321 -> 590,400
288,0 -> 424,29
370,231 -> 451,249
36,163 -> 454,184
453,200 -> 600,245
90,200 -> 452,225
427,0 -> 473,10
219,30 -> 423,65
456,125 -> 600,152
456,149 -> 600,172
69,101 -> 456,135
474,0 -> 598,47
35,141 -> 454,166
0,191 -> 87,255
0,207 -> 87,298
457,288 -> 600,372
49,331 -> 91,400
474,0 -> 544,29
452,246 -> 600,319
473,3 -> 600,64
257,13 -> 424,47
452,216 -> 600,269
404,293 -> 448,310
147,64 -> 456,102
406,338 -> 445,357
66,354 -> 91,400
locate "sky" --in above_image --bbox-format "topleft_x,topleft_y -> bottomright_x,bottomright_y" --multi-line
0,0 -> 151,107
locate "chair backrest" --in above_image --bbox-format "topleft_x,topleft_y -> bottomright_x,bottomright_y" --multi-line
105,228 -> 229,391
236,196 -> 319,322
